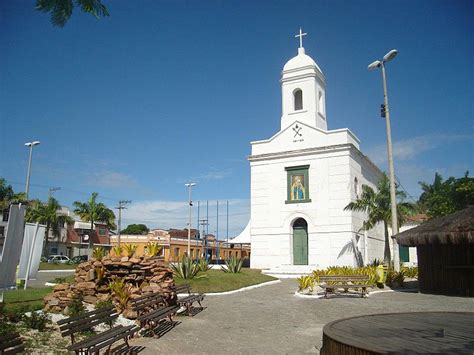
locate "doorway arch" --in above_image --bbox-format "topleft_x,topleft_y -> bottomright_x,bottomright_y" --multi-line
293,218 -> 308,265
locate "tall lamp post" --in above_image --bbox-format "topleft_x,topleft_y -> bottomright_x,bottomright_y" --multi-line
24,141 -> 41,200
368,49 -> 400,271
185,183 -> 196,258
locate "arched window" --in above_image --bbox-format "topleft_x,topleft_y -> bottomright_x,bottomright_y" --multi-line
294,89 -> 303,110
354,177 -> 359,197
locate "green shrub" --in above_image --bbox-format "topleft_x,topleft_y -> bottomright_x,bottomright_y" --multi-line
95,298 -> 114,327
0,303 -> 17,336
5,304 -> 31,323
385,269 -> 405,287
401,266 -> 418,279
222,257 -> 243,273
197,258 -> 210,272
22,311 -> 51,331
68,294 -> 86,316
95,298 -> 113,310
171,256 -> 201,279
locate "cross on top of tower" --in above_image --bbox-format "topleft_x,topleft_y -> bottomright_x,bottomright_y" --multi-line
295,28 -> 307,48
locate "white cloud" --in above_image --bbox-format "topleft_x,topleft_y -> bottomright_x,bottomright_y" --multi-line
121,199 -> 250,238
190,167 -> 232,182
366,133 -> 473,165
87,170 -> 137,188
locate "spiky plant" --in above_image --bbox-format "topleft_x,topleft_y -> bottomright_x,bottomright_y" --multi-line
197,258 -> 210,272
95,266 -> 105,283
112,245 -> 123,257
146,242 -> 162,257
108,277 -> 132,311
222,256 -> 243,273
123,244 -> 137,258
297,275 -> 315,292
170,256 -> 201,279
92,247 -> 106,261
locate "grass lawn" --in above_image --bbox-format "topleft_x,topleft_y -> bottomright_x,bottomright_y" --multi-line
174,268 -> 277,293
2,287 -> 52,312
39,262 -> 77,270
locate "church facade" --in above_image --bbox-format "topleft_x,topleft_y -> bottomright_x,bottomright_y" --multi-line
248,38 -> 385,272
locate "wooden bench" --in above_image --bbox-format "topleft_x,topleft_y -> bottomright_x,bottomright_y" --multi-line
57,305 -> 136,354
319,275 -> 372,298
129,292 -> 179,336
174,284 -> 205,316
0,333 -> 24,354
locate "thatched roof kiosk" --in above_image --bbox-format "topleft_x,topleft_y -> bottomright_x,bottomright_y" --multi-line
396,206 -> 474,296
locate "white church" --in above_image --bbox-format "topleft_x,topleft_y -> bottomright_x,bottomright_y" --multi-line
236,31 -> 386,274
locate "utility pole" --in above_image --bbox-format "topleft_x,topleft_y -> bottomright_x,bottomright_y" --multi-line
199,219 -> 209,260
185,183 -> 196,257
116,200 -> 131,247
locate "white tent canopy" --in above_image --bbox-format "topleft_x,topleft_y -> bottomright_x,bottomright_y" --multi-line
230,221 -> 251,244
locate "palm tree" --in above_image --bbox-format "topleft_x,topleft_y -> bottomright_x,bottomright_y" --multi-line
344,174 -> 414,265
73,192 -> 116,252
36,0 -> 109,27
26,197 -> 74,256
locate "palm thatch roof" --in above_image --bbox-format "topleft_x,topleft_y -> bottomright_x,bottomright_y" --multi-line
396,206 -> 474,246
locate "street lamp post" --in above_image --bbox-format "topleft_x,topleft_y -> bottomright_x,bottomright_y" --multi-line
368,49 -> 400,271
24,141 -> 40,200
185,183 -> 196,258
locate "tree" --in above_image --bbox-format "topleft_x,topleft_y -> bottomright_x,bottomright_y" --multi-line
0,178 -> 26,211
73,192 -> 116,251
418,171 -> 474,219
121,224 -> 149,235
344,174 -> 414,265
26,197 -> 74,256
36,0 -> 109,27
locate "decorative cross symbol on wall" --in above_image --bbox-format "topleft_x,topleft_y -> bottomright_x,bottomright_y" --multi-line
293,124 -> 302,138
295,28 -> 307,48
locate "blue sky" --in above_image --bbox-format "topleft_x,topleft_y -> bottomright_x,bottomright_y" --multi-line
1,0 -> 472,236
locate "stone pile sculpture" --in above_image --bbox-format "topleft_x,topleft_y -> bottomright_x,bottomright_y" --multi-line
43,255 -> 176,318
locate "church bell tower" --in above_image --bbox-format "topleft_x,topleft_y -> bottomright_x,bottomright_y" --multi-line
280,29 -> 327,131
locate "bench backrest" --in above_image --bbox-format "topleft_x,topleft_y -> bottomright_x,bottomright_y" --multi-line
0,333 -> 24,354
57,305 -> 118,339
319,275 -> 369,283
174,284 -> 191,294
129,292 -> 165,314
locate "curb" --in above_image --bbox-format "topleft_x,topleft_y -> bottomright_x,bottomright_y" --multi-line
203,279 -> 281,296
38,270 -> 76,273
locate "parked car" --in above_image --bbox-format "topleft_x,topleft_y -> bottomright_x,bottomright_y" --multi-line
70,255 -> 88,264
47,255 -> 71,264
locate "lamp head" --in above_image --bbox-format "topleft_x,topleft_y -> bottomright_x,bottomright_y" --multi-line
383,49 -> 398,62
368,60 -> 382,70
185,183 -> 196,187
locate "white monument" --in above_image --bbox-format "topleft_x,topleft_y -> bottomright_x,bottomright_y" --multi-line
247,30 -> 385,274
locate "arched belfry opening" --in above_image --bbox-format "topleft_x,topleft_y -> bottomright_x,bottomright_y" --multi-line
292,218 -> 308,265
294,89 -> 303,110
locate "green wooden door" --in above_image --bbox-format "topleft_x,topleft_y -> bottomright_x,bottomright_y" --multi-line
399,245 -> 410,262
293,226 -> 308,265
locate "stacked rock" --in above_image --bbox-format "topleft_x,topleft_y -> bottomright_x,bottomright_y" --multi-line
43,255 -> 176,318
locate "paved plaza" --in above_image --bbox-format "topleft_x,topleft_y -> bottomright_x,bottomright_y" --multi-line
131,279 -> 474,354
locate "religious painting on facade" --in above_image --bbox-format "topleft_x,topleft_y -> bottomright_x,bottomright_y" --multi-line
291,175 -> 305,200
285,165 -> 310,204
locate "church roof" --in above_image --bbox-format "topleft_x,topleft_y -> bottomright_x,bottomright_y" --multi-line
283,47 -> 323,73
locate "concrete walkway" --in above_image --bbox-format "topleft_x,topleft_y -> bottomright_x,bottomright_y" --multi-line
131,279 -> 474,354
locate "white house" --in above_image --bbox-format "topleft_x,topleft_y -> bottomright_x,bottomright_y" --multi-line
247,35 -> 385,275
